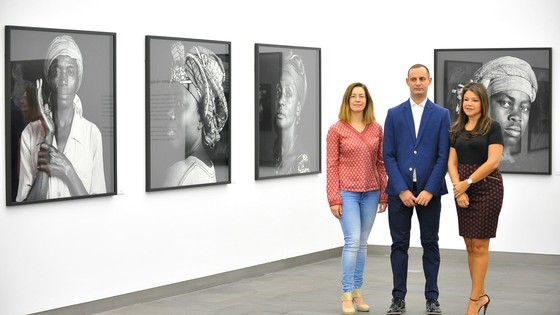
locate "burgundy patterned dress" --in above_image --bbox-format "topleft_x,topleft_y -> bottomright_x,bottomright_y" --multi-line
451,121 -> 504,238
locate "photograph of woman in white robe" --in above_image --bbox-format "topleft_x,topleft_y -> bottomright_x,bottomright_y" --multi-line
16,35 -> 107,202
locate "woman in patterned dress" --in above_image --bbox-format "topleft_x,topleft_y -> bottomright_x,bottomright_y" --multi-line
448,82 -> 504,315
326,82 -> 388,315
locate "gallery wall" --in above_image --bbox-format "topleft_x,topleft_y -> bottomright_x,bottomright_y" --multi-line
1,0 -> 559,314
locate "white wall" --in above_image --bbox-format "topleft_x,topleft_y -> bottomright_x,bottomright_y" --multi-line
1,0 -> 559,314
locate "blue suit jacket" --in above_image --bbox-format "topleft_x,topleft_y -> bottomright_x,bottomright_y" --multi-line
383,99 -> 451,196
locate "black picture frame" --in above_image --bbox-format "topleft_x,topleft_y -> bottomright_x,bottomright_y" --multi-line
434,47 -> 552,175
145,36 -> 231,191
255,43 -> 321,180
5,25 -> 117,205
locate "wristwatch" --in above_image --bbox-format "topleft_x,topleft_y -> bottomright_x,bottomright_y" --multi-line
467,177 -> 473,185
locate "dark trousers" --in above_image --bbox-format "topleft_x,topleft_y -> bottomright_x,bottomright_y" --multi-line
388,193 -> 441,300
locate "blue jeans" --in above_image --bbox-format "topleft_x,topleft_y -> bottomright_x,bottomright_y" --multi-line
339,190 -> 380,292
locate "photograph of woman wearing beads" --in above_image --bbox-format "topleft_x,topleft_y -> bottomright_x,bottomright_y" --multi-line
255,44 -> 321,180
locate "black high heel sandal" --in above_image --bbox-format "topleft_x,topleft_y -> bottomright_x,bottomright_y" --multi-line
478,294 -> 491,314
468,294 -> 491,315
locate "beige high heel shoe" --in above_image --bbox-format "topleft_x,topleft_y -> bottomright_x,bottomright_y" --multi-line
352,289 -> 370,312
341,292 -> 355,315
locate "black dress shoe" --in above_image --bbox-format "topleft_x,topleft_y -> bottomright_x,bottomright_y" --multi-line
387,297 -> 406,314
426,298 -> 442,314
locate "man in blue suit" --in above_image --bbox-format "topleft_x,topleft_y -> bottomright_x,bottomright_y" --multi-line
383,64 -> 450,315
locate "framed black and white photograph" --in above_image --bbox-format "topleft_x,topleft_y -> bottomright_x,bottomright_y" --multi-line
255,43 -> 321,180
434,47 -> 552,175
146,36 -> 231,191
5,26 -> 117,206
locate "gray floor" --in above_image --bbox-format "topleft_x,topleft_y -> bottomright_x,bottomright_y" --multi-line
93,248 -> 560,315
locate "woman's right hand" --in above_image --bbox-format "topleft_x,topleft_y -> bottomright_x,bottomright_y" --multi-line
36,79 -> 54,144
330,204 -> 342,219
37,142 -> 77,180
36,142 -> 88,197
456,193 -> 470,208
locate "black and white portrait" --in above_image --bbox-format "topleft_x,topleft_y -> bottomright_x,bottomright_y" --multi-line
146,36 -> 231,191
435,48 -> 552,175
255,44 -> 321,179
5,26 -> 117,205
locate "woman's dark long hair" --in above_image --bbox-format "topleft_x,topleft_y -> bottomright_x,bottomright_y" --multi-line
450,82 -> 493,144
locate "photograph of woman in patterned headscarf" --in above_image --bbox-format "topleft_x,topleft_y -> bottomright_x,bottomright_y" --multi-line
16,35 -> 107,202
162,41 -> 229,187
273,51 -> 310,175
473,56 -> 538,164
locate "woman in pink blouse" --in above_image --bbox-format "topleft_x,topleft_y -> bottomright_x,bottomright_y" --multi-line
327,82 -> 388,315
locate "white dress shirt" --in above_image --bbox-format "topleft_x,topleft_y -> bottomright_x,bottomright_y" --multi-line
410,98 -> 426,183
410,98 -> 426,137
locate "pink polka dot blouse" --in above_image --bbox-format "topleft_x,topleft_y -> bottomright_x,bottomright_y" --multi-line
326,120 -> 388,206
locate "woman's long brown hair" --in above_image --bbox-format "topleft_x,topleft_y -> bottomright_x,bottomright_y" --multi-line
450,82 -> 492,144
338,82 -> 375,123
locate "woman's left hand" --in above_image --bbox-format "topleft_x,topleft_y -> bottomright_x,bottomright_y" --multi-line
378,203 -> 388,213
453,180 -> 469,198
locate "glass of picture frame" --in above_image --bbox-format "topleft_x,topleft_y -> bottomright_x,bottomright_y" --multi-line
254,43 -> 321,180
5,25 -> 117,205
434,47 -> 552,175
145,36 -> 231,191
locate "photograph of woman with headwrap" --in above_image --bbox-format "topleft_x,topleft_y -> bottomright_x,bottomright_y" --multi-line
17,35 -> 106,202
473,56 -> 538,163
145,37 -> 231,191
5,26 -> 116,205
255,44 -> 321,179
434,48 -> 551,175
